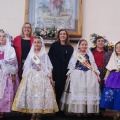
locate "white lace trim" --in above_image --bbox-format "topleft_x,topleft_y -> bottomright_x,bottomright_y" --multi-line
71,95 -> 100,101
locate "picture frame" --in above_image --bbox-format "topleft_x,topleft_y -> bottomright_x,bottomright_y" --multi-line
25,0 -> 82,38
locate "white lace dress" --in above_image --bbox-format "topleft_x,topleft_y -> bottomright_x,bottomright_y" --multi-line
60,54 -> 100,113
12,54 -> 58,113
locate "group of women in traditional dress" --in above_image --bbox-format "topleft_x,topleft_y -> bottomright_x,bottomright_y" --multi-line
0,22 -> 120,120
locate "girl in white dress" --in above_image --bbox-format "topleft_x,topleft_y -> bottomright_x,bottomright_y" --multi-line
12,36 -> 58,120
0,30 -> 19,118
60,39 -> 100,114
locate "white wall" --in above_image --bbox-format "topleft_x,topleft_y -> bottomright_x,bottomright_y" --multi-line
82,0 -> 120,46
0,0 -> 120,47
0,0 -> 25,37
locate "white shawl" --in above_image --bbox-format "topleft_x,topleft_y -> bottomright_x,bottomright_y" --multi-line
22,36 -> 53,77
67,41 -> 100,75
0,31 -> 18,99
106,51 -> 119,71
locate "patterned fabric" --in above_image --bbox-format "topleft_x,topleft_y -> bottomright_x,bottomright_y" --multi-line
100,88 -> 120,110
0,75 -> 14,112
60,70 -> 100,113
0,58 -> 19,112
0,30 -> 19,112
100,70 -> 120,110
12,69 -> 58,113
22,37 -> 52,78
31,62 -> 41,71
75,54 -> 90,71
104,89 -> 114,102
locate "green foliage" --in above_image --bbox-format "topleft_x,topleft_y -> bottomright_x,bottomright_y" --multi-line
90,33 -> 114,51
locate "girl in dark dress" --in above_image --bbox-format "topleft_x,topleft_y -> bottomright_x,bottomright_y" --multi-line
48,29 -> 73,108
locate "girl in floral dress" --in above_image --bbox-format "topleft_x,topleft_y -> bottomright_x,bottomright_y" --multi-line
0,30 -> 19,118
60,39 -> 100,114
100,41 -> 120,120
12,36 -> 58,120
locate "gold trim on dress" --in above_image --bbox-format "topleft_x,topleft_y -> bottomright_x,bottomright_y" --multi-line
12,77 -> 59,113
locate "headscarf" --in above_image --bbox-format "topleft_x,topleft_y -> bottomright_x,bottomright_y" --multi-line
22,36 -> 53,77
0,30 -> 17,99
106,42 -> 120,71
0,30 -> 15,60
67,40 -> 99,74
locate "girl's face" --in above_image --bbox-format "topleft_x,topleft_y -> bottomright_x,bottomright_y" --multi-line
59,30 -> 67,43
116,43 -> 120,55
79,41 -> 88,52
95,38 -> 105,48
34,38 -> 42,51
22,24 -> 31,36
0,32 -> 6,45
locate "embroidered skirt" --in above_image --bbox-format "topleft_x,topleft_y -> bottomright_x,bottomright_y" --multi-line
100,71 -> 120,110
60,70 -> 100,113
12,69 -> 58,113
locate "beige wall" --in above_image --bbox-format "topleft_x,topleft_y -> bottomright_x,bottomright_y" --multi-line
82,0 -> 120,46
0,0 -> 120,47
0,0 -> 25,37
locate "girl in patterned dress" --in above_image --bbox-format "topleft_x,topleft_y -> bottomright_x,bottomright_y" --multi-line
100,41 -> 120,119
60,39 -> 100,114
0,30 -> 19,118
12,36 -> 58,120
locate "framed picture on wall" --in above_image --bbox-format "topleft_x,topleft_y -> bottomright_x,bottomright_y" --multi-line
25,0 -> 82,38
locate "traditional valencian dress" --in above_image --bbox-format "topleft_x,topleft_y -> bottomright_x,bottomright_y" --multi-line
12,37 -> 58,113
100,51 -> 120,110
60,42 -> 100,113
0,31 -> 19,112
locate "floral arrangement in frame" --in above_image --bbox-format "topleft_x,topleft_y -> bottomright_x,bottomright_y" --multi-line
90,33 -> 114,51
25,0 -> 82,39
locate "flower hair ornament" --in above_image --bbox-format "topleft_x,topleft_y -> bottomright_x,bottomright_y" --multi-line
90,33 -> 108,44
90,33 -> 114,51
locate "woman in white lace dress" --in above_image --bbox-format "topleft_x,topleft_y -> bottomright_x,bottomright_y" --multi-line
60,39 -> 100,114
12,36 -> 58,120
